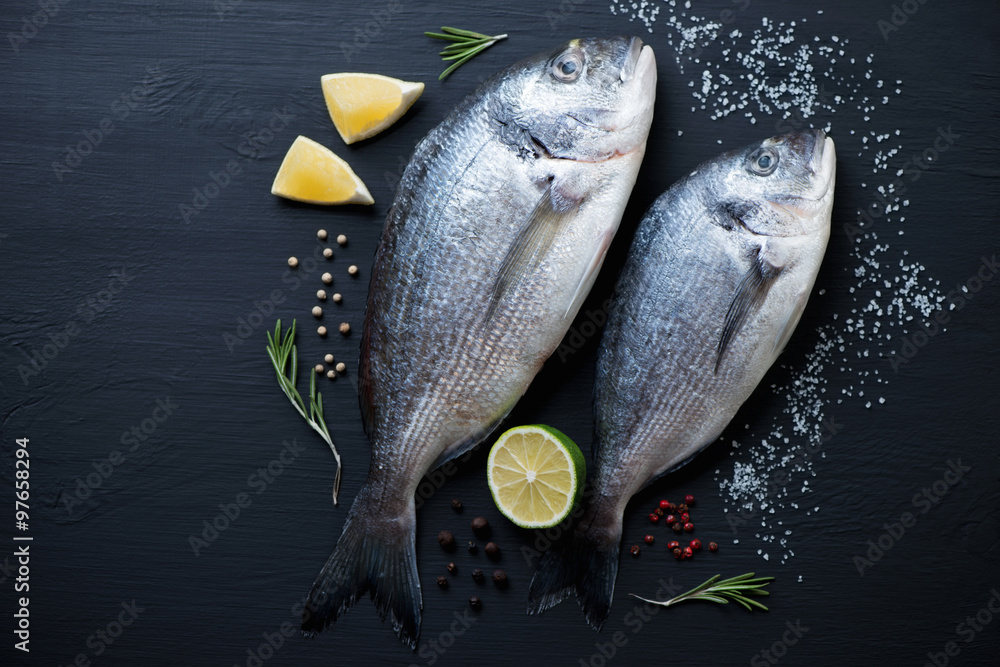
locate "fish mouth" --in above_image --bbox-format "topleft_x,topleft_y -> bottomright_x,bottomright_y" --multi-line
760,130 -> 836,234
764,129 -> 837,218
566,40 -> 654,162
534,38 -> 656,164
619,37 -> 653,83
571,39 -> 654,133
810,130 -> 837,200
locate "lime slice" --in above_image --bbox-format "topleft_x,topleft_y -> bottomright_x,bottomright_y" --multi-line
487,425 -> 586,529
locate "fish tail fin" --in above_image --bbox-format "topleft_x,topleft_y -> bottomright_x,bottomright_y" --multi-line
527,521 -> 621,630
302,486 -> 421,648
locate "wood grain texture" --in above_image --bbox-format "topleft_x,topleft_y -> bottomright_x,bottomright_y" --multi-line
1,1 -> 998,665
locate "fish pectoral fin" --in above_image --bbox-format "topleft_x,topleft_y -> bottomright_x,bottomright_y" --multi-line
563,227 -> 615,319
715,247 -> 782,372
772,290 -> 809,358
485,184 -> 582,324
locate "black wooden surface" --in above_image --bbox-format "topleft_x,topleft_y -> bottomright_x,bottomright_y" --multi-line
1,1 -> 998,666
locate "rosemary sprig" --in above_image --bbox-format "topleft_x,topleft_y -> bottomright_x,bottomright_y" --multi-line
630,573 -> 774,612
266,319 -> 342,505
425,26 -> 508,80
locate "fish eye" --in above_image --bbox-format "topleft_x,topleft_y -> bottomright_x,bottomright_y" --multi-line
748,148 -> 779,176
552,50 -> 584,82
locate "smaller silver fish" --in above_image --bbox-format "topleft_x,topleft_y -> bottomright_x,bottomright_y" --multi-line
528,130 -> 836,629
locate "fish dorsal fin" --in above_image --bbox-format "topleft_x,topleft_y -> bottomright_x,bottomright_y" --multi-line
485,183 -> 581,324
715,247 -> 782,372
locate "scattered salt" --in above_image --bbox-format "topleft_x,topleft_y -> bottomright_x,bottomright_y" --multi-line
609,0 -> 946,567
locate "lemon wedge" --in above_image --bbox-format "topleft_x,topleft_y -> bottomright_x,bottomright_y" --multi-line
487,425 -> 586,529
271,136 -> 373,205
321,73 -> 424,144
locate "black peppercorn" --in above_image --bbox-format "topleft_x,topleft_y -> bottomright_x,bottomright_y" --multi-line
671,522 -> 683,534
469,595 -> 482,610
484,541 -> 500,560
471,516 -> 491,537
446,562 -> 457,574
451,499 -> 463,512
471,568 -> 484,583
467,541 -> 478,554
491,569 -> 508,588
436,575 -> 448,588
438,530 -> 455,550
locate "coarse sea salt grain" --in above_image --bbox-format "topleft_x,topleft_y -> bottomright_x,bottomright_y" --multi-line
610,0 -> 947,567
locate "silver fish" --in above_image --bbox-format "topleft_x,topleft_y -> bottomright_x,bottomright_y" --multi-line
302,37 -> 657,647
528,130 -> 836,628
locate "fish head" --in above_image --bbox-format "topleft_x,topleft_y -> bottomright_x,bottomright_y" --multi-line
715,129 -> 837,239
502,37 -> 657,163
705,130 -> 836,365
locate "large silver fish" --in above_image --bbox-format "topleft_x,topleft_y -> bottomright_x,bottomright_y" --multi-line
302,37 -> 657,647
528,130 -> 836,628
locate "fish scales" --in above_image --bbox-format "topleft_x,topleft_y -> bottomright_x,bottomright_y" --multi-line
528,130 -> 836,630
595,200 -> 757,502
303,37 -> 657,648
